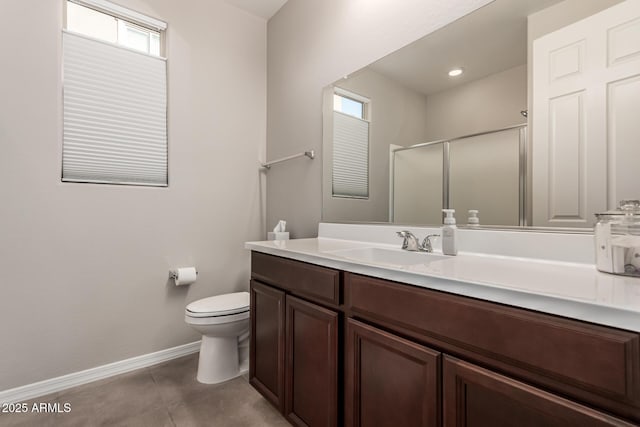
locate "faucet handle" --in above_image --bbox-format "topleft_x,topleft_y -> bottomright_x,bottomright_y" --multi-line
421,234 -> 439,252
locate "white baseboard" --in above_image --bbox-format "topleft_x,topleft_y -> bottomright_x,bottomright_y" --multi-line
0,341 -> 201,405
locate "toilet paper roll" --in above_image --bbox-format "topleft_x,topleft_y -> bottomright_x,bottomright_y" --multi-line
172,267 -> 197,286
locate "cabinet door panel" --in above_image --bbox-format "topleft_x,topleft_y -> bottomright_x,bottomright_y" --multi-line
443,356 -> 635,427
286,295 -> 339,427
250,280 -> 285,412
346,319 -> 441,427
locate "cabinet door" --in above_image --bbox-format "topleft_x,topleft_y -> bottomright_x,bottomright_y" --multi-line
250,280 -> 285,412
345,319 -> 441,427
443,356 -> 635,427
285,295 -> 339,427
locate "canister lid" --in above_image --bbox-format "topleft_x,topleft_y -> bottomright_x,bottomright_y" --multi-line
595,200 -> 640,217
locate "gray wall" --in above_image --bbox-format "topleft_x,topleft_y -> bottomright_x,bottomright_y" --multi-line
0,0 -> 266,390
424,64 -> 527,141
266,0 -> 494,238
323,69 -> 431,223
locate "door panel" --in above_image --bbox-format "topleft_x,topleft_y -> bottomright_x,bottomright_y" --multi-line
250,280 -> 286,412
608,74 -> 640,205
285,295 -> 339,427
443,356 -> 634,427
345,319 -> 441,427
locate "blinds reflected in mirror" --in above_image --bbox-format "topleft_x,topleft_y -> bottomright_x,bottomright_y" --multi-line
332,111 -> 369,198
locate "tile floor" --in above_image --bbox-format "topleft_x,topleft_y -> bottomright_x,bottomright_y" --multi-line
0,354 -> 289,427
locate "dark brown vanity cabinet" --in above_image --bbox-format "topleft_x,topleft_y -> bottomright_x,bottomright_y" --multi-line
346,272 -> 640,426
251,252 -> 640,426
250,252 -> 341,427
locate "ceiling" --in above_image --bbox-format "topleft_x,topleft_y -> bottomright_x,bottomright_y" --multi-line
222,0 -> 288,19
368,0 -> 563,96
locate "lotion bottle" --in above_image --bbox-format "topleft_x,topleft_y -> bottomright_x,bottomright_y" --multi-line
467,210 -> 480,227
442,209 -> 458,256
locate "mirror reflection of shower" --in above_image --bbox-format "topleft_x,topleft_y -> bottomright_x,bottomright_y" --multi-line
391,123 -> 527,227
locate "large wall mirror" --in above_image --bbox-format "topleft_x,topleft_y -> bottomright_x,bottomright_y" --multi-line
322,0 -> 640,230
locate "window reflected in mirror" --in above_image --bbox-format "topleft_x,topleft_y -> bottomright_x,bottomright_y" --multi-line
332,89 -> 370,199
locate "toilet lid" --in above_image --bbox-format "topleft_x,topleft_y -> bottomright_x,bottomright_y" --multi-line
185,292 -> 250,317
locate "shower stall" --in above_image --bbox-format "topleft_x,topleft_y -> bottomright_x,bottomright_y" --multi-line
391,124 -> 527,227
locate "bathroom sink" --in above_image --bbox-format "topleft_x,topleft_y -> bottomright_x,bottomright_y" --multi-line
326,247 -> 447,266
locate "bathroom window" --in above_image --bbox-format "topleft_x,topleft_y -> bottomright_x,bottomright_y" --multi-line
334,93 -> 365,119
332,89 -> 370,198
66,1 -> 162,56
62,0 -> 168,186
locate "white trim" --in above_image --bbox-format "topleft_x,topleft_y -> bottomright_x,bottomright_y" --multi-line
69,0 -> 167,31
333,87 -> 370,104
333,87 -> 371,122
61,29 -> 167,61
0,341 -> 200,405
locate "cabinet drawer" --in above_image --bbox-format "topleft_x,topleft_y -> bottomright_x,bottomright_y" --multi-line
346,273 -> 640,415
251,252 -> 341,306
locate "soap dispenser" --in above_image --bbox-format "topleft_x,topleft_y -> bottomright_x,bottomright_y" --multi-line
468,210 -> 480,227
442,209 -> 458,255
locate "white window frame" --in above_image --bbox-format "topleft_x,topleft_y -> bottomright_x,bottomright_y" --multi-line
66,0 -> 165,57
116,19 -> 161,56
332,87 -> 371,199
333,87 -> 370,120
68,0 -> 166,32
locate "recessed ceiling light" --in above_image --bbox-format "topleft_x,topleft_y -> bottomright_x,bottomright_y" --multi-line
448,68 -> 463,77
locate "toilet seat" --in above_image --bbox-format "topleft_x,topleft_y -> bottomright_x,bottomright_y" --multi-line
185,310 -> 249,325
185,291 -> 250,318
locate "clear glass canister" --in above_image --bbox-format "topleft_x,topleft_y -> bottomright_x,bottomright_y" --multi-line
594,200 -> 640,277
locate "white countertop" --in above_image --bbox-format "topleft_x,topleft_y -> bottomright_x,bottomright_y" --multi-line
245,237 -> 640,332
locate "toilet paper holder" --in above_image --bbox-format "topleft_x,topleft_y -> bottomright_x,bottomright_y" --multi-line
169,269 -> 198,280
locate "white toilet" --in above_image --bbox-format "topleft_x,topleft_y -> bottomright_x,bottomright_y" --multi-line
185,291 -> 250,384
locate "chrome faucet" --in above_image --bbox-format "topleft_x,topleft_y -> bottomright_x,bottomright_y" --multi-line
396,231 -> 439,253
396,230 -> 421,251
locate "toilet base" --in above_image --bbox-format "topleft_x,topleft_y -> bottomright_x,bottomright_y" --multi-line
196,335 -> 240,384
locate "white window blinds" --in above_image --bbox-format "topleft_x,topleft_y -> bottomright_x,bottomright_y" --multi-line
332,111 -> 369,198
62,31 -> 167,186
